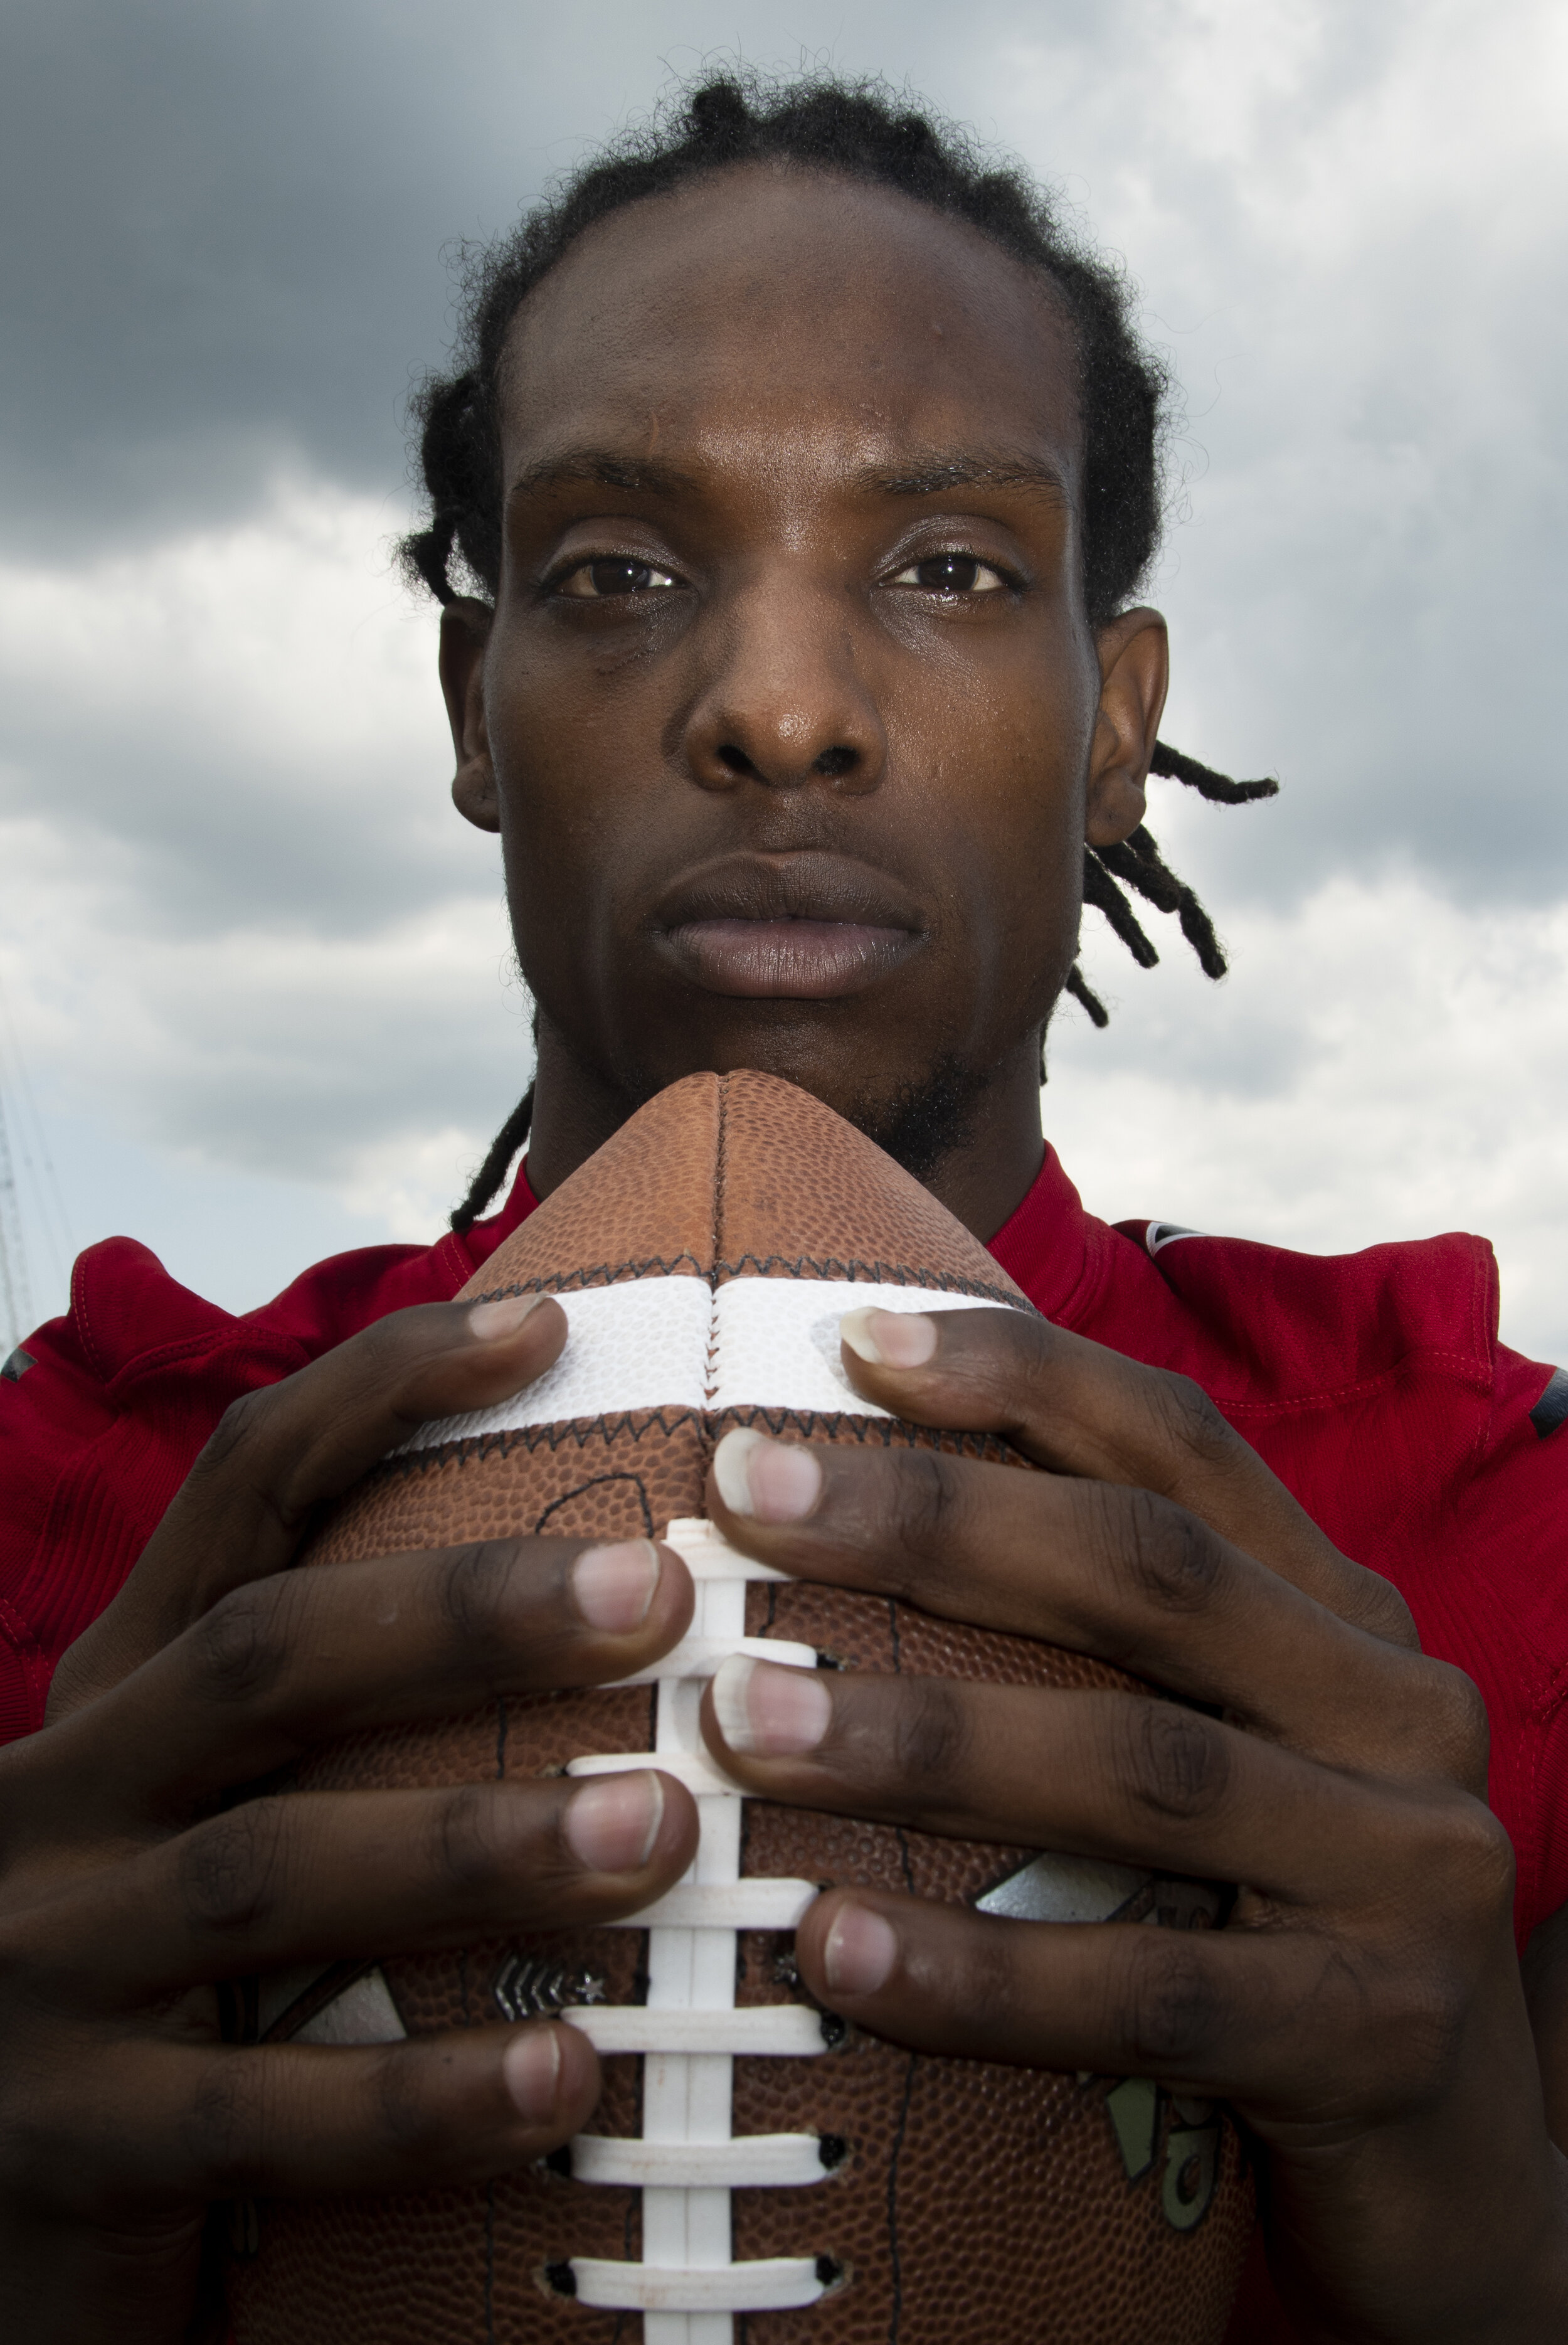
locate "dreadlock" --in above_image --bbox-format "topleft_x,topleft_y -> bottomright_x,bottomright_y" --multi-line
1064,746 -> 1279,1030
450,1085 -> 535,1235
419,70 -> 1279,1230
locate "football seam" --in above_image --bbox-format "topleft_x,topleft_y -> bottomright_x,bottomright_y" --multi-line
373,1412 -> 1024,1474
467,1258 -> 1030,1305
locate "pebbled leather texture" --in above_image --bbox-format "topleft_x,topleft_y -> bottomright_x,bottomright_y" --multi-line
228,1071 -> 1253,2344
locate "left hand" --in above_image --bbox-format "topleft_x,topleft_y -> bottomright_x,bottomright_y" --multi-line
698,1305 -> 1568,2344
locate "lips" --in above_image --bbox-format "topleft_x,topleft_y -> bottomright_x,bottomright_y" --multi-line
653,855 -> 924,1001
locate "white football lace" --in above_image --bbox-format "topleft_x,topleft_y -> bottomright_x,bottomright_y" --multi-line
559,1516 -> 834,2339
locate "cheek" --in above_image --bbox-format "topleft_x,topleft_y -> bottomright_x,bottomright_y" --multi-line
488,723 -> 611,990
487,638 -> 615,868
893,652 -> 1092,914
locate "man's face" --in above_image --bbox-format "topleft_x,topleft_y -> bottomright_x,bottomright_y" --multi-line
447,164 -> 1160,1159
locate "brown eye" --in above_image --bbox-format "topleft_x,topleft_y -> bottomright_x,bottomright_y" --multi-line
556,558 -> 679,600
887,554 -> 1007,594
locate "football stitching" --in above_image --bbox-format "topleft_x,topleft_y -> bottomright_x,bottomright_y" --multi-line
378,1412 -> 1022,1472
467,1258 -> 1030,1305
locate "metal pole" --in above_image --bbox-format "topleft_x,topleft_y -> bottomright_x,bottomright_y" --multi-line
0,1086 -> 31,1353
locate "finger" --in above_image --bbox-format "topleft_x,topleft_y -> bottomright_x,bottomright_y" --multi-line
46,2023 -> 600,2208
51,1769 -> 699,2002
834,1305 -> 1416,1647
48,1290 -> 571,1716
36,1535 -> 694,1823
704,1428 -> 1470,1777
702,1658 -> 1426,1899
792,1886 -> 1489,2118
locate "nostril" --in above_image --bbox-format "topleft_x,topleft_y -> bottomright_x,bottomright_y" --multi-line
813,745 -> 857,779
718,743 -> 758,778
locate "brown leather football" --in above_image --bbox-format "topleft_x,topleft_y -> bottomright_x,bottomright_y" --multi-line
227,1069 -> 1254,2344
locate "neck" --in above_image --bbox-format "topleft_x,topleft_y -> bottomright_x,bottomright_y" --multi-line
522,1026 -> 1046,1245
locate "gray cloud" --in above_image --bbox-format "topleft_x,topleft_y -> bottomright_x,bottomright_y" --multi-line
3,0 -> 1567,1329
0,0 -> 1044,545
4,0 -> 1562,906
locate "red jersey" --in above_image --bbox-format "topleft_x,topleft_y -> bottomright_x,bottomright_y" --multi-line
3,1144 -> 1567,1954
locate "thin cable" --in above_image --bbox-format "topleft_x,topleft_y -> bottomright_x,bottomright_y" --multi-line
0,1089 -> 33,1351
0,974 -> 73,1281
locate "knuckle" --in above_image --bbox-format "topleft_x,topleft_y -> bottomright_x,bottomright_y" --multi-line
1145,1372 -> 1235,1472
434,1541 -> 517,1644
195,1387 -> 276,1481
188,1577 -> 299,1708
185,2055 -> 264,2192
1121,1933 -> 1224,2068
432,1784 -> 512,1899
887,1447 -> 972,1569
374,2045 -> 450,2148
1375,1655 -> 1493,1790
1428,1794 -> 1515,1922
1107,1487 -> 1225,1615
353,1309 -> 418,1383
1118,1701 -> 1232,1824
178,1800 -> 290,1937
0,1969 -> 56,2188
960,1918 -> 1024,2031
372,2041 -> 448,2162
963,1305 -> 1049,1395
1365,1953 -> 1472,2101
889,1680 -> 972,1787
1355,1573 -> 1421,1651
352,1301 -> 460,1395
1419,1662 -> 1491,1787
0,1900 -> 61,2004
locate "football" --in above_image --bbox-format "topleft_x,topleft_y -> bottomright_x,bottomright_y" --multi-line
228,1069 -> 1254,2344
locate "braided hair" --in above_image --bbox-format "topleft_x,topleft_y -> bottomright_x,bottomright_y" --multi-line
416,72 -> 1278,1230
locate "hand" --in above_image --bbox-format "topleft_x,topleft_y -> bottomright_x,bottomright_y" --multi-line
699,1305 -> 1568,2344
0,1294 -> 699,2343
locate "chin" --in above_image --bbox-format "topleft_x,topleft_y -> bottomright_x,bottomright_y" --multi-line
632,1025 -> 999,1190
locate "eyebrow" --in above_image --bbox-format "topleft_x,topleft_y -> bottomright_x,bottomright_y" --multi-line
853,450 -> 1073,505
507,450 -> 702,504
506,444 -> 1072,508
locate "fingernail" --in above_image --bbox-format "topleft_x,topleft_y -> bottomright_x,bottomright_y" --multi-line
563,1770 -> 664,1871
712,1428 -> 822,1523
469,1292 -> 544,1340
839,1308 -> 937,1368
502,2024 -> 563,2121
572,1540 -> 659,1632
712,1654 -> 831,1757
824,1905 -> 899,1998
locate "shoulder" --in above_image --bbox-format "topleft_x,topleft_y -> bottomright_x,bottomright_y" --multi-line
1061,1210 -> 1561,1571
1103,1216 -> 1502,1410
1066,1213 -> 1568,1944
0,1201 -> 522,1738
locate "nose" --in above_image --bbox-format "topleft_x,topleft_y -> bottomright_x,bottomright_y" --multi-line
679,572 -> 887,795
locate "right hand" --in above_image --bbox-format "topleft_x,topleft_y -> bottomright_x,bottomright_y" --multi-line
0,1291 -> 699,2344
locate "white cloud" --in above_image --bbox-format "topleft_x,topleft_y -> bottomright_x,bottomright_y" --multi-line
1052,869 -> 1568,1362
978,0 -> 1568,901
0,482 -> 531,1335
2,0 -> 1566,1368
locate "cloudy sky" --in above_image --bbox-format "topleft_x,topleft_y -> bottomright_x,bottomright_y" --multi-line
2,0 -> 1566,1359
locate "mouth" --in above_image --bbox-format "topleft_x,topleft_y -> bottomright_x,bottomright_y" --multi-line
654,856 -> 924,1001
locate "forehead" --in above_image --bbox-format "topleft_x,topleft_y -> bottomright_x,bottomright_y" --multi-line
499,164 -> 1083,491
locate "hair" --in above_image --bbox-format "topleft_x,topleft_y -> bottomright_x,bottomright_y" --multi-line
401,71 -> 1279,1232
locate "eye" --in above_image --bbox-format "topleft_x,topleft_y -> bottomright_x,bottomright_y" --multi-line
886,553 -> 1009,595
554,557 -> 681,600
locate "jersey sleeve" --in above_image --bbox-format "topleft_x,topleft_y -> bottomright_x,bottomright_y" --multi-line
0,1193 -> 532,1743
0,1238 -> 284,1740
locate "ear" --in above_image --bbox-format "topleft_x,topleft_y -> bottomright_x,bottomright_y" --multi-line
1084,607 -> 1169,848
439,598 -> 500,832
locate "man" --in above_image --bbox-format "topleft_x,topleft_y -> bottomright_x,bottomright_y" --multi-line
2,73 -> 1565,2342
